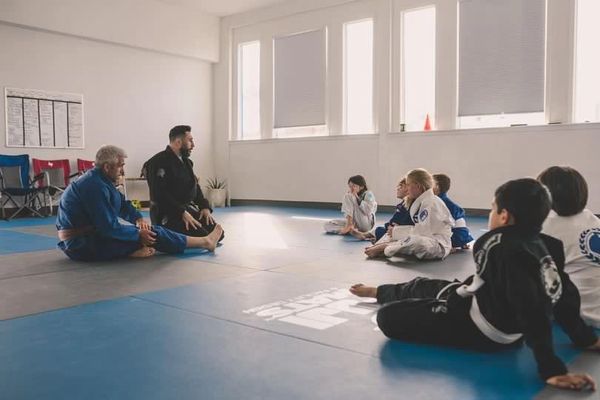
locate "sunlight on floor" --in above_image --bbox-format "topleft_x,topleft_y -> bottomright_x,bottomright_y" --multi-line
239,212 -> 289,249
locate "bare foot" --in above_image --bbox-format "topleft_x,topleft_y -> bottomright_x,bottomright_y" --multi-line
349,284 -> 377,298
205,224 -> 224,252
350,228 -> 367,240
365,243 -> 388,258
129,246 -> 156,258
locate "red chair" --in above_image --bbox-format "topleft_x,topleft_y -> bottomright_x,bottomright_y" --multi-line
77,159 -> 95,175
32,158 -> 73,214
32,159 -> 71,190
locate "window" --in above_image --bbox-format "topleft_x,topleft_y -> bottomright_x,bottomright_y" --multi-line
458,112 -> 545,129
457,0 -> 546,129
344,19 -> 374,134
574,0 -> 600,123
401,6 -> 436,132
273,125 -> 328,138
238,41 -> 260,140
273,29 -> 327,130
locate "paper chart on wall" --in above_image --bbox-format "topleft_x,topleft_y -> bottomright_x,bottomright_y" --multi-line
4,87 -> 84,148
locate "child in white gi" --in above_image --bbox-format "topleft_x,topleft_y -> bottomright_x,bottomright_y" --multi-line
539,166 -> 600,327
365,168 -> 453,260
324,175 -> 377,237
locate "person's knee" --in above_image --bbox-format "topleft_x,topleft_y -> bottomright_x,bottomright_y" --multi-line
377,304 -> 399,338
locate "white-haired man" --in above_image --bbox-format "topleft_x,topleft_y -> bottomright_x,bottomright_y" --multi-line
56,145 -> 222,261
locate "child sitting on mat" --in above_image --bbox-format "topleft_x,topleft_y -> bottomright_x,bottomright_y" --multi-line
324,175 -> 377,238
539,166 -> 600,328
350,178 -> 600,392
433,173 -> 474,250
364,168 -> 453,260
354,178 -> 412,242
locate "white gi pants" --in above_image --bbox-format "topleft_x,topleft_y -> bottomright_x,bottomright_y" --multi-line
376,226 -> 446,260
324,193 -> 375,233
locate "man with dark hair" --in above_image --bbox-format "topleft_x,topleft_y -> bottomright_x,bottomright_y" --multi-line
349,178 -> 600,392
145,125 -> 224,240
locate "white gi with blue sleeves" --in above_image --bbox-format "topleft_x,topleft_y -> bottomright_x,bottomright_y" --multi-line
378,188 -> 453,259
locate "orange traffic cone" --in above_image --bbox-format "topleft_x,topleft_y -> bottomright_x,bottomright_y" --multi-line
424,114 -> 432,131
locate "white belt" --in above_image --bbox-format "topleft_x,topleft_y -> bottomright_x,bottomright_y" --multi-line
436,282 -> 461,300
469,296 -> 523,344
454,218 -> 467,228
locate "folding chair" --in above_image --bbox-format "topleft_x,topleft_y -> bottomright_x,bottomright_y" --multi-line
32,158 -> 75,214
0,154 -> 49,220
77,159 -> 95,175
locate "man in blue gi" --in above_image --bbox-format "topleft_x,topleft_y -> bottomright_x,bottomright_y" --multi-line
56,145 -> 223,261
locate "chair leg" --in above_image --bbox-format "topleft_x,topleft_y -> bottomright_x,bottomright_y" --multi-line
0,195 -> 20,221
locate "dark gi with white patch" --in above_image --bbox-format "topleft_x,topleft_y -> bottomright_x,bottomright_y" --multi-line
376,224 -> 597,380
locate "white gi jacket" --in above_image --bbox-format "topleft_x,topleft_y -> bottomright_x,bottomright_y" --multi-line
384,188 -> 453,259
543,209 -> 600,327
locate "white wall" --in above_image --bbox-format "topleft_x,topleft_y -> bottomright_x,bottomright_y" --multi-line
214,0 -> 600,212
0,22 -> 215,199
0,0 -> 220,61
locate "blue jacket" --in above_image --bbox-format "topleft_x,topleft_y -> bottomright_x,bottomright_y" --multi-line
438,192 -> 474,247
56,168 -> 142,242
374,200 -> 413,241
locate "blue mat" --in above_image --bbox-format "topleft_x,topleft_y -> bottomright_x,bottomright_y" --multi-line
0,296 -> 481,400
0,283 -> 581,400
133,272 -> 579,399
0,230 -> 57,254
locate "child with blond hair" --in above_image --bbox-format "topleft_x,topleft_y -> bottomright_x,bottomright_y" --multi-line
365,168 -> 452,260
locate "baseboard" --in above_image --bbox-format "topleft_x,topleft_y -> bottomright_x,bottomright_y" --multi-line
230,199 -> 492,217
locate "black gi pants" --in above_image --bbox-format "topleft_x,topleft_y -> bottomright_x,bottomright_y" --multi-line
376,277 -> 509,351
162,207 -> 224,241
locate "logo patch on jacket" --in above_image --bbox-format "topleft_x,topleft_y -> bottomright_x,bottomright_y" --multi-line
474,233 -> 502,275
156,168 -> 165,178
540,255 -> 562,304
419,209 -> 428,222
579,228 -> 600,265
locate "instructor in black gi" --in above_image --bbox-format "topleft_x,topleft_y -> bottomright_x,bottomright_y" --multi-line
145,125 -> 224,240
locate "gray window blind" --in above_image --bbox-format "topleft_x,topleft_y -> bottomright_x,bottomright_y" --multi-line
273,29 -> 326,128
458,0 -> 546,116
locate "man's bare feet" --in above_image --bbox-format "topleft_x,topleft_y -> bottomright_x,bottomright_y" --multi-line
205,224 -> 224,252
129,246 -> 156,258
349,284 -> 378,298
365,243 -> 388,258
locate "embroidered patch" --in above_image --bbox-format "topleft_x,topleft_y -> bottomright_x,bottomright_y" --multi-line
540,255 -> 562,304
579,228 -> 600,265
474,233 -> 502,275
419,209 -> 429,222
156,168 -> 165,178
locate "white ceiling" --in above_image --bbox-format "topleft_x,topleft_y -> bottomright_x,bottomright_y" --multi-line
154,0 -> 293,17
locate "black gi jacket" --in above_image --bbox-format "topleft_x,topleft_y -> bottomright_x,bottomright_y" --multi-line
456,225 -> 597,380
144,146 -> 210,225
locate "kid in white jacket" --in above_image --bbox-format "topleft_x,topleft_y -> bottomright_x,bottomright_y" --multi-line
324,175 -> 377,237
366,168 -> 453,260
539,166 -> 600,327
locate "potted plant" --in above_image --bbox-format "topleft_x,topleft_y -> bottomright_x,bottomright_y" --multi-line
205,177 -> 227,208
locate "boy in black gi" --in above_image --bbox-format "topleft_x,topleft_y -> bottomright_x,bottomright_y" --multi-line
350,178 -> 600,391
